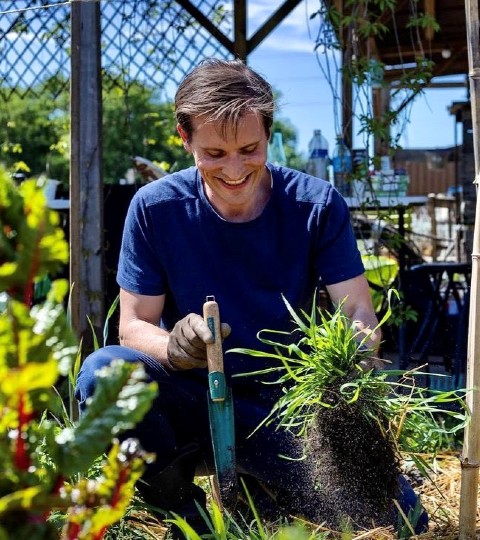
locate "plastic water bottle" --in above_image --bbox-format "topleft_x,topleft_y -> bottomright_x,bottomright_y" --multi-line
268,131 -> 287,166
306,129 -> 329,180
332,137 -> 352,196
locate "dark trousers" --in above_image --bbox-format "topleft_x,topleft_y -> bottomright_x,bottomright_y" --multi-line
75,345 -> 428,532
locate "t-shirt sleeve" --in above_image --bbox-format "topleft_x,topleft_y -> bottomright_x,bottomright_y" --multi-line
316,188 -> 365,285
116,191 -> 166,296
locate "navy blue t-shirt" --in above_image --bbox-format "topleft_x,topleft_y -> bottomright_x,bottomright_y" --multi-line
117,164 -> 364,400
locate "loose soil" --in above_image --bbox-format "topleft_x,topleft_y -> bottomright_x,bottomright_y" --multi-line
303,397 -> 401,530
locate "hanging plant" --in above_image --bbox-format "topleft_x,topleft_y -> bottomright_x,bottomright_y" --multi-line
310,0 -> 440,156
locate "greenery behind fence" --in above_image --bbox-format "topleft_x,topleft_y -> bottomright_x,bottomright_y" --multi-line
0,0 -> 231,99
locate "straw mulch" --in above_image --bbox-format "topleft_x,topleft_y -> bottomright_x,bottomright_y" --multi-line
411,452 -> 479,539
306,452 -> 480,539
123,454 -> 479,539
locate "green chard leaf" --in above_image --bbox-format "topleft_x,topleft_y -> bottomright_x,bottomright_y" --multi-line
54,360 -> 157,477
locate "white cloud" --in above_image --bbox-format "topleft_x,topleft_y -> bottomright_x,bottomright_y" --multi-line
257,33 -> 315,54
6,31 -> 35,41
248,0 -> 318,53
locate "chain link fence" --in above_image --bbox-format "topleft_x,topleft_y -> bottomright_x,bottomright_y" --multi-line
0,0 -> 231,100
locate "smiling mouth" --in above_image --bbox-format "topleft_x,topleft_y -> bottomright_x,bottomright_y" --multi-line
220,174 -> 249,186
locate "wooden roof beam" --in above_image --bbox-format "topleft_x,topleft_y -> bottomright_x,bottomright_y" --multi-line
175,0 -> 303,62
234,0 -> 247,60
424,0 -> 436,41
175,0 -> 235,55
248,0 -> 303,54
380,44 -> 462,59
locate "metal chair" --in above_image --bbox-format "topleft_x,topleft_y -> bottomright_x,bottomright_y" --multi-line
400,261 -> 471,387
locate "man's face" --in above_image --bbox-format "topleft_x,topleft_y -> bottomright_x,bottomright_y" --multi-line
177,112 -> 270,220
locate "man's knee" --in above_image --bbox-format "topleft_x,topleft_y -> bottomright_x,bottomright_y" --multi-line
74,345 -> 141,410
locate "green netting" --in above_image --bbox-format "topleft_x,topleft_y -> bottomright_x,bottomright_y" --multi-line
0,0 -> 232,100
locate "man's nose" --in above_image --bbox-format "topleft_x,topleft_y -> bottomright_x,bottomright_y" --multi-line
222,154 -> 245,179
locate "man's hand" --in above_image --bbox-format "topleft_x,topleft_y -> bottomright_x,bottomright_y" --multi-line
166,313 -> 231,370
357,356 -> 389,372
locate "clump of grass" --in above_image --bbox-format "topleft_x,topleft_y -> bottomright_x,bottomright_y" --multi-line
229,292 -> 468,533
231,292 -> 468,461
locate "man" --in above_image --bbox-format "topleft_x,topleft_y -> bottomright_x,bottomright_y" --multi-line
76,58 -> 425,535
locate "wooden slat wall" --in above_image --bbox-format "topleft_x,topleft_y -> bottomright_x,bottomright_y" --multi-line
396,160 -> 457,195
393,147 -> 458,195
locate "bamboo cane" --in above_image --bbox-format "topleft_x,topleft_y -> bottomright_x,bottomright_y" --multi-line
459,0 -> 480,537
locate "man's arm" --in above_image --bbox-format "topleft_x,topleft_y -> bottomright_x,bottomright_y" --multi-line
118,288 -> 170,365
325,274 -> 381,352
118,288 -> 230,370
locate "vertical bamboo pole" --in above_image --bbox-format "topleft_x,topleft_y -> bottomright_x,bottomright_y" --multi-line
459,0 -> 480,537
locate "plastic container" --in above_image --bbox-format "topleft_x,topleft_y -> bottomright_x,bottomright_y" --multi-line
332,137 -> 352,196
268,131 -> 287,166
306,129 -> 329,180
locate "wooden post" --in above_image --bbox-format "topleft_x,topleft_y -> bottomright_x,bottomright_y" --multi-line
234,0 -> 247,61
70,0 -> 104,351
372,85 -> 391,157
428,194 -> 438,261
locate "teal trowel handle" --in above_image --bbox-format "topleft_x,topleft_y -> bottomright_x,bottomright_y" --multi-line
204,296 -> 226,402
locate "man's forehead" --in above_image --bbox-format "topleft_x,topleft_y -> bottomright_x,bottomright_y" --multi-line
191,112 -> 263,140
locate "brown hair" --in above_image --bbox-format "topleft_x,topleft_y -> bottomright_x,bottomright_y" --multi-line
175,58 -> 275,141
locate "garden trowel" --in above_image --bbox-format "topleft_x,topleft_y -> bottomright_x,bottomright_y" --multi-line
203,296 -> 237,509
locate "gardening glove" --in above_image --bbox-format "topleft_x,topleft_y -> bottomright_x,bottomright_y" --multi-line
166,313 -> 231,371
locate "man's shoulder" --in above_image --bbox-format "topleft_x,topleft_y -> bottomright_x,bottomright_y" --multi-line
135,167 -> 198,206
275,166 -> 335,206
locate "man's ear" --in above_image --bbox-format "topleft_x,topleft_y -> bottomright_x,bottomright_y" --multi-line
177,124 -> 191,152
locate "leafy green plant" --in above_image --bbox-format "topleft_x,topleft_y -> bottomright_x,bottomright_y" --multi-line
231,294 -> 392,435
228,294 -> 466,534
231,294 -> 467,458
0,166 -> 158,538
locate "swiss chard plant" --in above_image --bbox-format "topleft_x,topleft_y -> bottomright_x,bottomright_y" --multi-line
0,167 -> 157,539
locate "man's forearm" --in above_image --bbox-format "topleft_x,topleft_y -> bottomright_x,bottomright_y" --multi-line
119,319 -> 170,366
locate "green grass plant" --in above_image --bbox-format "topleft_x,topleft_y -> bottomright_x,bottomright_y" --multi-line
167,478 -> 332,540
230,293 -> 468,465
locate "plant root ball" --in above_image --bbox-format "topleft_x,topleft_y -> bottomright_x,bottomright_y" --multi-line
303,399 -> 401,529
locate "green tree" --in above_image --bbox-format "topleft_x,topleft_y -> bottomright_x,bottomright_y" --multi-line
0,76 -> 69,181
271,89 -> 307,171
101,79 -> 192,183
0,76 -> 193,185
271,117 -> 307,171
1,77 -> 307,184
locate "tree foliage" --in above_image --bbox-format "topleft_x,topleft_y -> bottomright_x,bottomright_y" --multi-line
0,76 -> 307,186
0,76 -> 192,185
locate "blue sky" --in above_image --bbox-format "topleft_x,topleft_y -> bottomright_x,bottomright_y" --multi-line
244,0 -> 468,157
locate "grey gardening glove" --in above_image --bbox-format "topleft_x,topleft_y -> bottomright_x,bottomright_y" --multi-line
166,313 -> 231,371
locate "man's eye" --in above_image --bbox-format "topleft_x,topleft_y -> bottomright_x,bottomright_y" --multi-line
242,146 -> 257,154
207,151 -> 223,158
